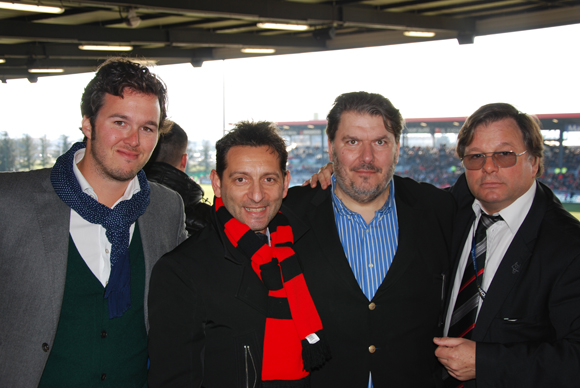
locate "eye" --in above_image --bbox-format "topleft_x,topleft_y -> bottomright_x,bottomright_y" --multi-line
347,139 -> 358,145
114,120 -> 126,126
497,151 -> 513,157
376,139 -> 386,145
234,177 -> 245,183
142,126 -> 154,133
468,153 -> 485,160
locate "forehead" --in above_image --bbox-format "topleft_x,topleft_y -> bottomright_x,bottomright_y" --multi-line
337,111 -> 392,137
224,145 -> 282,174
467,118 -> 524,150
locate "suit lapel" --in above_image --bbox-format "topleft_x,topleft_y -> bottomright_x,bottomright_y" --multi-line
36,173 -> 71,329
374,177 -> 431,298
472,183 -> 546,340
306,187 -> 366,298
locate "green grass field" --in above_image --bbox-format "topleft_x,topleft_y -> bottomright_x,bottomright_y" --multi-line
200,184 -> 580,221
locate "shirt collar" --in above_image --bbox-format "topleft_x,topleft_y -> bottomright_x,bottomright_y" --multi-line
330,174 -> 395,217
72,148 -> 141,207
472,180 -> 536,234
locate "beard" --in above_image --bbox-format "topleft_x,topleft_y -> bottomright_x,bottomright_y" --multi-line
88,129 -> 145,182
332,147 -> 395,204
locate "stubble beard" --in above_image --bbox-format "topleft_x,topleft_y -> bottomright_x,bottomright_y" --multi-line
332,147 -> 395,204
89,129 -> 144,183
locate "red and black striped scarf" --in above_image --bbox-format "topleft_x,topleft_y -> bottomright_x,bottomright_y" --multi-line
215,197 -> 330,384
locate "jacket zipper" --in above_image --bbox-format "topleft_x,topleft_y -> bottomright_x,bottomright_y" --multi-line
244,345 -> 257,388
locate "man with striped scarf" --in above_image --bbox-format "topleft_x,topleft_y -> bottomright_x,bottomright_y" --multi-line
148,121 -> 329,388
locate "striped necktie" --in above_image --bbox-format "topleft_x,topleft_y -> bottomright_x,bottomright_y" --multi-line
448,213 -> 503,339
444,213 -> 502,388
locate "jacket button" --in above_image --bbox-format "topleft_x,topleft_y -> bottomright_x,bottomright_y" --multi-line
368,302 -> 376,310
101,373 -> 107,381
42,343 -> 50,352
369,345 -> 376,353
101,330 -> 107,339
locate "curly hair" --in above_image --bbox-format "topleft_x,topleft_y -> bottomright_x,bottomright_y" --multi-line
80,57 -> 170,135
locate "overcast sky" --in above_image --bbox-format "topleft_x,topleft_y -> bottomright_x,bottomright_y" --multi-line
1,23 -> 578,144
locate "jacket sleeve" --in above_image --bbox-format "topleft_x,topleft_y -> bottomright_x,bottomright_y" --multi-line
147,254 -> 205,388
476,252 -> 580,388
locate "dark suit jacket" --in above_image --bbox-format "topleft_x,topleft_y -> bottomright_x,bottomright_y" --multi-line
449,174 -> 580,388
284,175 -> 456,388
148,207 -> 297,388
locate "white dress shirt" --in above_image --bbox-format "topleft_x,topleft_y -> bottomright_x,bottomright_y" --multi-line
69,148 -> 140,286
444,181 -> 537,335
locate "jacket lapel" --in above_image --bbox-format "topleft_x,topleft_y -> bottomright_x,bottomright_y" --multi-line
305,187 -> 366,298
36,172 -> 71,329
472,183 -> 546,340
374,176 -> 431,298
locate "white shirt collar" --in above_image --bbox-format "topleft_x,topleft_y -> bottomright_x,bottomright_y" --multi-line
72,148 -> 141,207
472,180 -> 536,234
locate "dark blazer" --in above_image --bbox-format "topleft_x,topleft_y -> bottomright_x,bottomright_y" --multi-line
0,168 -> 187,388
283,175 -> 456,388
148,208 -> 286,388
449,174 -> 580,388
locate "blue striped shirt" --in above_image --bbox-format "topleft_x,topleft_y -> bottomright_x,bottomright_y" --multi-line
331,176 -> 399,388
330,175 -> 399,300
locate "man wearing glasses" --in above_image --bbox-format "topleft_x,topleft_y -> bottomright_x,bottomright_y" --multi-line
435,103 -> 580,387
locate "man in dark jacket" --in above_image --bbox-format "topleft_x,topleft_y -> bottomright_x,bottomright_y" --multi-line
144,122 -> 210,233
148,121 -> 329,388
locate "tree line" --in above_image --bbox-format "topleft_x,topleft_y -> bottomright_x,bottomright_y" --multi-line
0,133 -> 74,172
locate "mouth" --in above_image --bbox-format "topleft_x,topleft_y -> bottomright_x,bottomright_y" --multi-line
117,148 -> 140,161
244,206 -> 267,213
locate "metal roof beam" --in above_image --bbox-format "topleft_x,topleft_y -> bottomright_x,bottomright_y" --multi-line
0,20 -> 327,48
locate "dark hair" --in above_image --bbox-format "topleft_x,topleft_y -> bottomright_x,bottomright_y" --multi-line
151,121 -> 188,167
326,91 -> 404,143
80,57 -> 170,135
215,121 -> 288,178
457,103 -> 544,177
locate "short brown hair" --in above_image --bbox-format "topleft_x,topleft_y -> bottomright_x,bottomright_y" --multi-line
326,91 -> 404,143
457,103 -> 544,177
81,57 -> 170,136
215,121 -> 288,179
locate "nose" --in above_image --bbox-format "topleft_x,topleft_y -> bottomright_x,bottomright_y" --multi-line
124,128 -> 140,147
248,181 -> 265,203
360,142 -> 374,163
482,154 -> 499,173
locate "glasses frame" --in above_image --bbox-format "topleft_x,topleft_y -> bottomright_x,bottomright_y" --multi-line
461,150 -> 527,170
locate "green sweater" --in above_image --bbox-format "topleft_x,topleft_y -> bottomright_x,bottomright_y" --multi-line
39,225 -> 148,388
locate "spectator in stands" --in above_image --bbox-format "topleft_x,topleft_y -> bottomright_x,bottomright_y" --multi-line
0,57 -> 187,387
145,122 -> 211,234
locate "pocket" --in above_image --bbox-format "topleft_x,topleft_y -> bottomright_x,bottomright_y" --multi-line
244,345 -> 257,388
234,331 -> 263,388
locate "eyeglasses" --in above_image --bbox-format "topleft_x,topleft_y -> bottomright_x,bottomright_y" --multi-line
461,150 -> 527,170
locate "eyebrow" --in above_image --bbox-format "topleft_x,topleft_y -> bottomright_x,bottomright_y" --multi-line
108,113 -> 159,129
466,142 -> 516,153
227,170 -> 282,178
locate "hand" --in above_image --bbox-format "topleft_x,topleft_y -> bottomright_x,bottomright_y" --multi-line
434,337 -> 476,381
302,162 -> 334,189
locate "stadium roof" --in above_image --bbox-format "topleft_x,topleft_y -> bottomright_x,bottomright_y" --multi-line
1,0 -> 579,81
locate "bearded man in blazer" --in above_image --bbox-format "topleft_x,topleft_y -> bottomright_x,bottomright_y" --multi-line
0,58 -> 187,388
435,103 -> 580,388
284,92 -> 456,387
